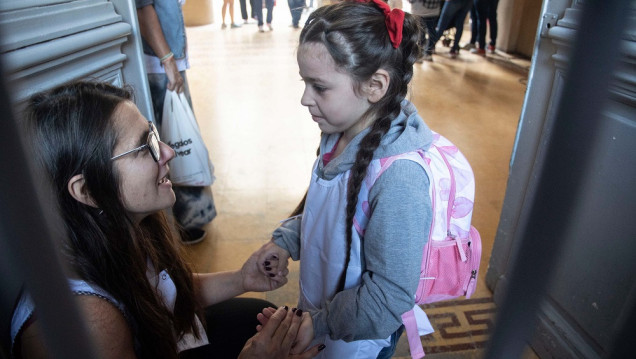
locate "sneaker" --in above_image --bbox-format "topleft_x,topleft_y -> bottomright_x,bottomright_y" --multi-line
462,43 -> 475,50
267,23 -> 273,31
258,25 -> 265,32
231,23 -> 241,28
470,48 -> 486,56
221,23 -> 227,29
180,227 -> 207,245
449,49 -> 458,59
487,44 -> 496,54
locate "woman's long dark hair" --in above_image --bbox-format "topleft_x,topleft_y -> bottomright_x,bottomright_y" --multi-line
24,81 -> 200,358
296,1 -> 421,290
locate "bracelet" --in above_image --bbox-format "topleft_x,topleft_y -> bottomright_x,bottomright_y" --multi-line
159,51 -> 174,63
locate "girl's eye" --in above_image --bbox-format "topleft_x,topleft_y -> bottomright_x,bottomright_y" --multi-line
313,84 -> 326,93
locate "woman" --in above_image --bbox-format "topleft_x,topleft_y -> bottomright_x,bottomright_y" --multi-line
10,81 -> 322,359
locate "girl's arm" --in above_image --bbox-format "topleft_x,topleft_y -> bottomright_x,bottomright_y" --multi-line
312,160 -> 431,341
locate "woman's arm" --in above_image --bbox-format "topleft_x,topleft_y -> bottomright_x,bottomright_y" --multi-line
20,296 -> 136,359
193,243 -> 290,307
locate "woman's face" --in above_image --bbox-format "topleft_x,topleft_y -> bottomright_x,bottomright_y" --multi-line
111,101 -> 176,223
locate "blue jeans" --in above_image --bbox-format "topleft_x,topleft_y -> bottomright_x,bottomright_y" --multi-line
419,16 -> 439,55
475,0 -> 499,49
376,325 -> 405,359
434,0 -> 472,51
254,0 -> 274,26
288,0 -> 305,26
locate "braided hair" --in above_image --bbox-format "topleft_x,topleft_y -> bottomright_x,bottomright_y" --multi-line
297,1 -> 422,289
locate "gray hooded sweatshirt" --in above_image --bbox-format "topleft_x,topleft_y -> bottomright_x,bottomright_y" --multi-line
273,100 -> 434,341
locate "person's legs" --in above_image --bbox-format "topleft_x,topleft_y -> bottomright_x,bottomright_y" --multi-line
254,0 -> 264,28
432,0 -> 458,53
424,16 -> 438,54
451,0 -> 472,52
221,0 -> 229,27
469,1 -> 478,45
265,0 -> 274,27
228,0 -> 237,25
179,298 -> 277,359
288,0 -> 304,27
475,0 -> 488,50
205,298 -> 277,358
488,0 -> 499,48
239,0 -> 248,21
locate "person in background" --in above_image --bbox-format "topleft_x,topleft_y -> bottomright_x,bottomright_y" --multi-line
222,0 -> 242,29
288,0 -> 306,29
10,81 -> 324,359
255,0 -> 276,32
239,0 -> 255,24
257,1 -> 434,358
136,0 -> 216,244
471,0 -> 499,55
409,0 -> 443,62
431,0 -> 472,58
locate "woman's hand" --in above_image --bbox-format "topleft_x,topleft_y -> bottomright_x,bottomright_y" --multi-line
257,307 -> 315,355
241,242 -> 290,292
238,307 -> 324,359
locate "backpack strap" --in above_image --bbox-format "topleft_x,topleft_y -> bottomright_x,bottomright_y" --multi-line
352,151 -> 428,237
401,309 -> 425,359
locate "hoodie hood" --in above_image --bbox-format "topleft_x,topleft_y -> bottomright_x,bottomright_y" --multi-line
318,99 -> 433,180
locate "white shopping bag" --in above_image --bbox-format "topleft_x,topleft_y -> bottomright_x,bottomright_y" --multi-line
160,90 -> 215,186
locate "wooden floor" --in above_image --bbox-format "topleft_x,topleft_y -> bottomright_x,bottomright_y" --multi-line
182,3 -> 536,358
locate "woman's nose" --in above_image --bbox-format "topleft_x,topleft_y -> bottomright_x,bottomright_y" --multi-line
158,141 -> 175,164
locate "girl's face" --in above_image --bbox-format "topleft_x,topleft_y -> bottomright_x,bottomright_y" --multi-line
298,42 -> 373,140
111,101 -> 176,223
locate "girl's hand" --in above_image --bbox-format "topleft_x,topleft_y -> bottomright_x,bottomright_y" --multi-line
238,307 -> 324,359
241,243 -> 290,292
255,241 -> 291,278
257,307 -> 316,355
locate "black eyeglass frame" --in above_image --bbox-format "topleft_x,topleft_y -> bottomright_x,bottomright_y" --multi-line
110,121 -> 161,162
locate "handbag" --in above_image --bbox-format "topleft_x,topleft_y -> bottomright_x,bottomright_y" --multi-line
160,90 -> 215,186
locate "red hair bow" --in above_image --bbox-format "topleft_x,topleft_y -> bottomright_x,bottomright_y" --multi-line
369,0 -> 405,48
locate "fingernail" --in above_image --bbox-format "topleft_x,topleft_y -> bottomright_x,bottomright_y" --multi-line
268,273 -> 275,277
264,261 -> 271,266
265,266 -> 272,271
291,308 -> 297,312
284,306 -> 289,311
318,344 -> 326,351
296,309 -> 303,317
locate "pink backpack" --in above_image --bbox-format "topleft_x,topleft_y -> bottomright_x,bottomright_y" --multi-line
354,131 -> 482,358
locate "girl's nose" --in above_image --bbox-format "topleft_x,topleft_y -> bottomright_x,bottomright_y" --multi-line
300,86 -> 312,107
158,141 -> 175,164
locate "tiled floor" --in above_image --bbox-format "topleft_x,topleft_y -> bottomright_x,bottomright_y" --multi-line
182,4 -> 535,358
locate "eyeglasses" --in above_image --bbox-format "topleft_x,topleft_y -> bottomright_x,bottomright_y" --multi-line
110,121 -> 161,162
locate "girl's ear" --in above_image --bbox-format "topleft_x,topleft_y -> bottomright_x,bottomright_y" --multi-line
67,174 -> 98,208
365,69 -> 390,103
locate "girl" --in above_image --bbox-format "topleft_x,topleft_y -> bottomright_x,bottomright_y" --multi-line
258,1 -> 434,358
10,81 -> 322,359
